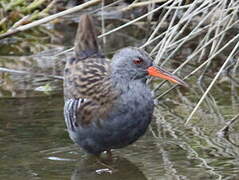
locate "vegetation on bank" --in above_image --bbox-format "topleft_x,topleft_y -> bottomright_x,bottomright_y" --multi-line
0,0 -> 60,32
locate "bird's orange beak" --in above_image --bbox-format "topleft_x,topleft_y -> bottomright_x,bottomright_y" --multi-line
147,66 -> 188,87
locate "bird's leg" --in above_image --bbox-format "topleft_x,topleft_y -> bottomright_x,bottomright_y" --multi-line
94,152 -> 115,173
96,150 -> 113,162
106,150 -> 112,161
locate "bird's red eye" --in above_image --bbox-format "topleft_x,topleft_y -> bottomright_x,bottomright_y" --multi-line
133,59 -> 143,64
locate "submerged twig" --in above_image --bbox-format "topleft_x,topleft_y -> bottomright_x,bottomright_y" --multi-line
217,113 -> 239,138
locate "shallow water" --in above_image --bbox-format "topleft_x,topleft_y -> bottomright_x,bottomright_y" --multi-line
1,14 -> 239,180
1,93 -> 239,180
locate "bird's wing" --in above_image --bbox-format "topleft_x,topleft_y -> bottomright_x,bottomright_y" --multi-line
64,14 -> 119,128
64,57 -> 119,127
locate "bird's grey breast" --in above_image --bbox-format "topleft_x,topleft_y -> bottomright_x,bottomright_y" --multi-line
108,80 -> 154,126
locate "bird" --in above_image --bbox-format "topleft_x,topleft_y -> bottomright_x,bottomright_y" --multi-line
63,14 -> 187,158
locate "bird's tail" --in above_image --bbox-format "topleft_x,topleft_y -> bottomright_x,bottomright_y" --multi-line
74,14 -> 102,59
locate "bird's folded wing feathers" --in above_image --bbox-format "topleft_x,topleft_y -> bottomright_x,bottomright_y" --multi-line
64,14 -> 119,127
64,57 -> 118,126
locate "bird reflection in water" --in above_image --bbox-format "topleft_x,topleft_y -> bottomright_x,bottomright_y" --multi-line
71,156 -> 147,180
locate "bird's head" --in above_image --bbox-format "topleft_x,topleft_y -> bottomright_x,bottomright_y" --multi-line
111,47 -> 187,87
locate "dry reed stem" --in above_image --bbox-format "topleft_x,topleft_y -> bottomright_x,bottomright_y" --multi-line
121,0 -> 168,11
98,0 -> 174,38
155,0 -> 182,64
162,1 -> 222,63
149,0 -> 220,57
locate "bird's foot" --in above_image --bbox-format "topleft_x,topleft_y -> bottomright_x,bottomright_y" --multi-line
106,150 -> 113,161
95,152 -> 115,173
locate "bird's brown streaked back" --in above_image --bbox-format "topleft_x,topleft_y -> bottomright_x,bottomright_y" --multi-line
64,15 -> 118,125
